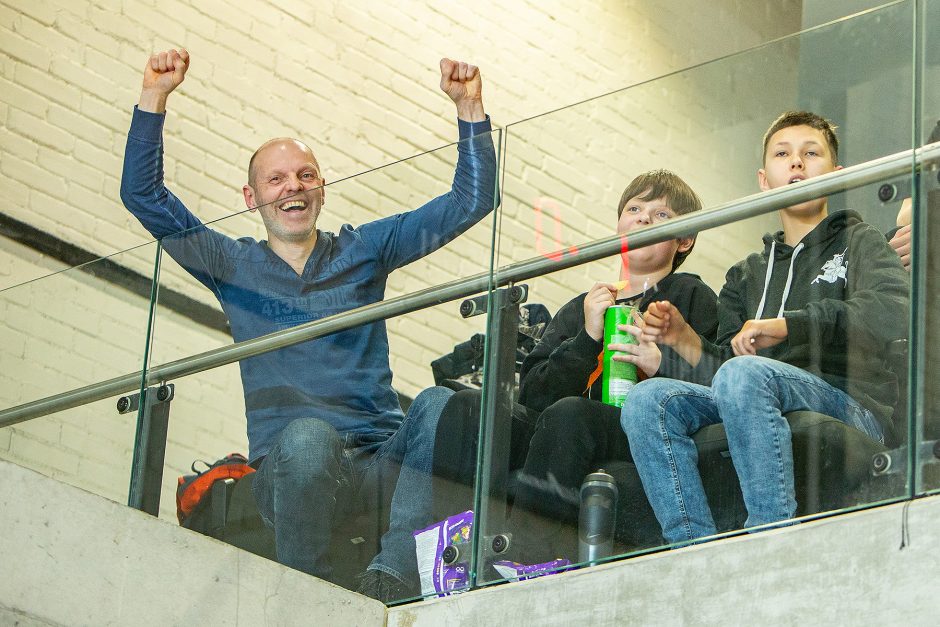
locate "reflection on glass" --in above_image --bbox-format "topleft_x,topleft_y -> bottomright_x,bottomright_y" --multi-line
474,2 -> 917,588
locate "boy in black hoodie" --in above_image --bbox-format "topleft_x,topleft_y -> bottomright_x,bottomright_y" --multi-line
621,112 -> 909,544
506,170 -> 718,563
432,171 -> 718,559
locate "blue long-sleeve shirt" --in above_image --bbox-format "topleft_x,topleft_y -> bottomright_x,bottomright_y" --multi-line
120,107 -> 497,461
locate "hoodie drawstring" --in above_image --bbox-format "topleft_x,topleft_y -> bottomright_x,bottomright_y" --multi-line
754,240 -> 776,320
755,240 -> 805,319
777,242 -> 804,317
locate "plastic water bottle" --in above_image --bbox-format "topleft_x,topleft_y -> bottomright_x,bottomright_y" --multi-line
578,469 -> 619,565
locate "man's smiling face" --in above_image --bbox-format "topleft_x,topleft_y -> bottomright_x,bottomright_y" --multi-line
244,139 -> 325,245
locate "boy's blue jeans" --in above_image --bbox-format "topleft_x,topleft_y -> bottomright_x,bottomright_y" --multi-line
251,386 -> 454,586
620,356 -> 884,544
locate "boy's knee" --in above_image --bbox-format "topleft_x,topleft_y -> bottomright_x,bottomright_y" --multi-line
620,379 -> 669,434
539,397 -> 594,432
619,406 -> 641,438
713,355 -> 771,394
620,378 -> 684,439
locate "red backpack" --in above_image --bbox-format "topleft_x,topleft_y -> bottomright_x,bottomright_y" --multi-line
176,453 -> 255,525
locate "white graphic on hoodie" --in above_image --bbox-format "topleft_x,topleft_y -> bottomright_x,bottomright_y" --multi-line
812,248 -> 848,284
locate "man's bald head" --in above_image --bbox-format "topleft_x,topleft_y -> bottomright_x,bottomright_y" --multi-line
247,138 -> 320,189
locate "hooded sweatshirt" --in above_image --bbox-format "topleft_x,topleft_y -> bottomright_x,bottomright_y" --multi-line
519,272 -> 718,413
682,210 -> 909,444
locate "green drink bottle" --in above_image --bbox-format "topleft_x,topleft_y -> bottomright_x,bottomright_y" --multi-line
602,305 -> 638,408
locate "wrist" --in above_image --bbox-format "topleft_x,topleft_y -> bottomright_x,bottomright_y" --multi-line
139,88 -> 169,114
575,326 -> 604,351
456,99 -> 485,122
680,324 -> 699,348
584,313 -> 605,341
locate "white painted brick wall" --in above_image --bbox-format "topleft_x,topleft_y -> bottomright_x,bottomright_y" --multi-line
0,238 -> 247,520
1,0 -> 802,519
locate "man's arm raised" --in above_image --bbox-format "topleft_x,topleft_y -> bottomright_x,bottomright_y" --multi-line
122,47 -> 233,295
139,48 -> 190,114
363,58 -> 495,271
439,58 -> 485,123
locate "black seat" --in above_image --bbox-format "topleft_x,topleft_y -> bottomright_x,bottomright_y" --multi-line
695,411 -> 891,530
596,411 -> 889,552
608,340 -> 912,549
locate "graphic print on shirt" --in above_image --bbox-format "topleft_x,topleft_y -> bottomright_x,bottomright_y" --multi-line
260,284 -> 358,330
812,248 -> 848,285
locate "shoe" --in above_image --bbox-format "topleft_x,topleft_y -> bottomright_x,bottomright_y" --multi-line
354,568 -> 416,604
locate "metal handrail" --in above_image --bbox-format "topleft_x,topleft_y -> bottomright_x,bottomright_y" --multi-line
1,142 -> 937,428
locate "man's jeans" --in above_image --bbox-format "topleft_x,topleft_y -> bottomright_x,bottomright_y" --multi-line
252,386 -> 454,585
620,356 -> 884,544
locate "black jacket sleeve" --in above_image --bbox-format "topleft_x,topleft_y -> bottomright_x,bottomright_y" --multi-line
518,294 -> 602,413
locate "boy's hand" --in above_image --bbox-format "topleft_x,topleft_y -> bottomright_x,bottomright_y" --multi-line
642,300 -> 703,367
888,224 -> 911,271
610,314 -> 661,377
732,318 -> 788,356
139,48 -> 190,113
583,282 -> 618,341
440,58 -> 485,122
641,300 -> 688,346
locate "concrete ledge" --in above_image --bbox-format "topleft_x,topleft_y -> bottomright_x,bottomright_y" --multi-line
0,459 -> 385,626
389,495 -> 940,626
5,454 -> 940,626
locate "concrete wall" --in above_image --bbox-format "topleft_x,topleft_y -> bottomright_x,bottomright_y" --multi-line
0,458 -> 385,626
0,0 -> 805,520
389,495 -> 940,626
4,455 -> 939,625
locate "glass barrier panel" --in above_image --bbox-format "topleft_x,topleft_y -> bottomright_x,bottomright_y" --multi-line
478,2 -> 916,587
915,0 -> 940,495
0,241 -> 159,507
140,125 -> 501,603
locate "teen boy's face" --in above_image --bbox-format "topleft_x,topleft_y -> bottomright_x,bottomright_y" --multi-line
617,193 -> 692,272
758,124 -> 841,214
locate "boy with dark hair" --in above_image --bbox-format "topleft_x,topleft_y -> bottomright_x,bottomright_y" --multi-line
504,170 -> 718,563
622,111 -> 909,544
762,110 -> 841,165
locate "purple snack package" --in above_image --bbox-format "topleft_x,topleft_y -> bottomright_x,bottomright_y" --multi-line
413,510 -> 474,597
415,512 -> 571,595
491,558 -> 572,581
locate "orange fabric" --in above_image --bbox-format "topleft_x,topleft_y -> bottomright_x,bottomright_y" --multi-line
585,350 -> 604,393
176,455 -> 255,524
585,347 -> 649,396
